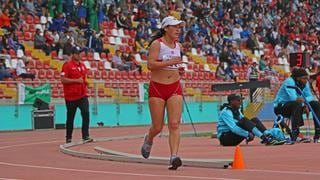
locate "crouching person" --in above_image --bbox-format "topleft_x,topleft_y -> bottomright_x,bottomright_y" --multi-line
217,94 -> 286,146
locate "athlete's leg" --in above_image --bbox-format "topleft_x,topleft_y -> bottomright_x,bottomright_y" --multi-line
166,95 -> 183,156
148,97 -> 166,142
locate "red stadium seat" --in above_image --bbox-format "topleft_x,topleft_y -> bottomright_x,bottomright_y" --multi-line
209,72 -> 216,81
105,81 -> 111,88
46,69 -> 54,79
128,71 -> 134,79
54,70 -> 61,79
107,53 -> 113,61
38,69 -> 46,79
98,88 -> 105,97
52,88 -> 60,98
198,72 -> 204,79
87,70 -> 93,78
105,29 -> 112,36
69,21 -> 76,27
100,52 -> 107,60
51,51 -> 58,59
108,21 -> 115,29
87,52 -> 94,61
122,89 -> 130,96
125,46 -> 131,53
119,45 -> 126,52
94,71 -> 101,79
108,71 -> 115,80
28,24 -> 36,33
134,71 -> 141,80
129,30 -> 136,38
24,32 -> 32,41
102,21 -> 108,29
121,71 -> 128,80
43,61 -> 50,69
115,71 -> 121,79
204,72 -> 210,80
34,16 -> 40,24
25,50 -> 32,57
35,61 -> 43,69
98,61 -> 104,70
124,29 -> 129,36
192,72 -> 199,80
90,61 -> 98,69
193,64 -> 199,72
26,15 -> 33,24
121,38 -> 128,44
101,70 -> 108,79
16,31 -> 24,41
199,64 -> 204,71
128,38 -> 134,46
186,71 -> 192,80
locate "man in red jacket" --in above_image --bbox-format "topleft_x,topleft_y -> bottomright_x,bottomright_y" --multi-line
61,47 -> 92,143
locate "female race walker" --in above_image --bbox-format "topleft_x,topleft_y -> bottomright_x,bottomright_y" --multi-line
140,16 -> 185,170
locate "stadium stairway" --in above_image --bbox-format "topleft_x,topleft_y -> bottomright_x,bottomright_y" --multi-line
243,102 -> 264,119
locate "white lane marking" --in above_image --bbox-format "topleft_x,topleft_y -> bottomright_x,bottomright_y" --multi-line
245,169 -> 320,176
1,140 -> 320,177
0,162 -> 240,180
0,141 -> 61,150
0,178 -> 23,180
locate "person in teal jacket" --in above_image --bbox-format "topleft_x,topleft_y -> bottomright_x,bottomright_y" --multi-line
217,94 -> 286,146
274,68 -> 320,143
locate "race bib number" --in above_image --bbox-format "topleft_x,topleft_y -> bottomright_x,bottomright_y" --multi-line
162,55 -> 182,69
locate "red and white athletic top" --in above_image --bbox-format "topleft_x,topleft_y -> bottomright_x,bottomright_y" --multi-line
61,60 -> 88,101
157,38 -> 183,70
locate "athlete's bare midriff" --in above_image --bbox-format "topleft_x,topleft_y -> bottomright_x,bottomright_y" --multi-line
150,69 -> 180,84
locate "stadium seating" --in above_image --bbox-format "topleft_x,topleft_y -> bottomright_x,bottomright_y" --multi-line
2,1 -> 305,103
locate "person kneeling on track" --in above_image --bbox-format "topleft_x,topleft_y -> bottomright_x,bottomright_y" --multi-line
217,94 -> 286,146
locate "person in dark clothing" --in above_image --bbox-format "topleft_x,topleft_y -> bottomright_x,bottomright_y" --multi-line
94,34 -> 109,54
274,68 -> 320,143
246,33 -> 259,54
217,94 -> 286,146
0,58 -> 13,80
247,61 -> 260,102
63,38 -> 73,56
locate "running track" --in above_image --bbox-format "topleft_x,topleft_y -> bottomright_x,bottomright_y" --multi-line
0,123 -> 319,180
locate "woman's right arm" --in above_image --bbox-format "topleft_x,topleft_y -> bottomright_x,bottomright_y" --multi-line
147,41 -> 182,71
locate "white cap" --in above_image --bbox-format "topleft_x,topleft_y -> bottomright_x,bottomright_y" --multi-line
161,16 -> 185,28
133,8 -> 138,13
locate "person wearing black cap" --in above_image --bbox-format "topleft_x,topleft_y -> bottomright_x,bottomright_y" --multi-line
217,94 -> 286,146
274,68 -> 320,143
61,47 -> 93,144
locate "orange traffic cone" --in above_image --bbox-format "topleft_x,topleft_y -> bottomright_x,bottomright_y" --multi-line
232,145 -> 245,169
